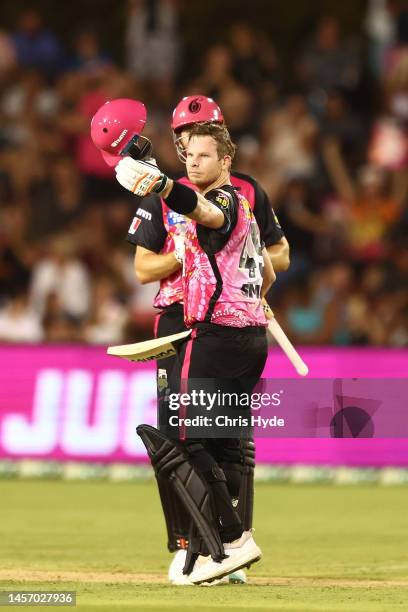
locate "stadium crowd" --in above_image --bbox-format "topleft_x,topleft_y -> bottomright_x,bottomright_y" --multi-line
0,2 -> 407,346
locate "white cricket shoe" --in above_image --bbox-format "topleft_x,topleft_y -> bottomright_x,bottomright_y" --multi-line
168,550 -> 192,585
168,550 -> 248,586
189,531 -> 261,585
169,552 -> 225,586
199,569 -> 247,586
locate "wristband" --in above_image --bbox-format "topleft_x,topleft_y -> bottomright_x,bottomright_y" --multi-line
164,181 -> 198,215
153,173 -> 170,195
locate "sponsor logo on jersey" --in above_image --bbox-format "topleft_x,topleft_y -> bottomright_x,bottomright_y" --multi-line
111,129 -> 128,148
241,197 -> 252,219
136,207 -> 152,221
215,194 -> 229,208
167,211 -> 186,226
128,216 -> 141,234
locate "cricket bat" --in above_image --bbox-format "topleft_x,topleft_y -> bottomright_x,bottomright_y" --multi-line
262,299 -> 309,376
107,330 -> 191,363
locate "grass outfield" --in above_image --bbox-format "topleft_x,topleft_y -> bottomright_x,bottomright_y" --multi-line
0,480 -> 407,611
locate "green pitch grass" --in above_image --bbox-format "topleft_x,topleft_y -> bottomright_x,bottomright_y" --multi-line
0,480 -> 407,611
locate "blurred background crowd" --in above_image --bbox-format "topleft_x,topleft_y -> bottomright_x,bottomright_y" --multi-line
0,0 -> 407,346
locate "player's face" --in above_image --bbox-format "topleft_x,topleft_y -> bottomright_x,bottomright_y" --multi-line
186,135 -> 229,188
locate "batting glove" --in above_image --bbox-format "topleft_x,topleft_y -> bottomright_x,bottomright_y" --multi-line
115,157 -> 169,197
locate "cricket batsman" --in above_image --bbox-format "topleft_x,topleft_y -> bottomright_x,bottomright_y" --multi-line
91,96 -> 288,584
111,119 -> 274,584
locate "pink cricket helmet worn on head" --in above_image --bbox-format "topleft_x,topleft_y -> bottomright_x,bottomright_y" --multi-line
171,95 -> 224,161
171,95 -> 224,132
90,98 -> 147,167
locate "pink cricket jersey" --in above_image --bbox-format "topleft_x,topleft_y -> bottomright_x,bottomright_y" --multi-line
153,175 -> 257,310
153,203 -> 186,308
183,187 -> 267,328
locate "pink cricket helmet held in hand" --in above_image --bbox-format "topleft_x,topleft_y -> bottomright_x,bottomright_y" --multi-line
90,98 -> 148,167
171,95 -> 224,132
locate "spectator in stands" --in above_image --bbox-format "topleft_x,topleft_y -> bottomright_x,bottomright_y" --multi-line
0,292 -> 43,343
297,16 -> 362,111
42,292 -> 80,342
365,0 -> 395,79
323,138 -> 403,262
0,206 -> 32,304
318,90 -> 366,168
280,262 -> 353,345
189,44 -> 237,94
273,176 -> 331,284
260,93 -> 318,198
69,28 -> 111,74
58,65 -> 135,202
0,5 -> 405,347
83,275 -> 128,344
228,22 -> 281,98
11,9 -> 64,80
0,29 -> 17,80
27,155 -> 84,240
29,234 -> 91,321
125,0 -> 179,106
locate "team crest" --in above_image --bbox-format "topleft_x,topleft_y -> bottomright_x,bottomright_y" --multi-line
188,98 -> 201,113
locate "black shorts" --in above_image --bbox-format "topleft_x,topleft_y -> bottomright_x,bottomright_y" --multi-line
176,323 -> 267,380
167,322 -> 268,439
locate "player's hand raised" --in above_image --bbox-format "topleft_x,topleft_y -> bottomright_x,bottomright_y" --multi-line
115,157 -> 169,197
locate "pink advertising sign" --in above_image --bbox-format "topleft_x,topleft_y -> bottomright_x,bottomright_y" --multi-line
0,344 -> 407,465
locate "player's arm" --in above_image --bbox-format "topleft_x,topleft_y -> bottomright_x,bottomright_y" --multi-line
266,237 -> 290,272
261,247 -> 276,297
126,192 -> 182,284
162,180 -> 225,228
116,158 -> 225,229
251,180 -> 290,271
134,246 -> 181,284
183,190 -> 225,228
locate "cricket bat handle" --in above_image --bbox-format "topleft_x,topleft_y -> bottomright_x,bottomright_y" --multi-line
262,299 -> 309,377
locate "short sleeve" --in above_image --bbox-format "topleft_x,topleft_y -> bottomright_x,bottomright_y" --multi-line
205,187 -> 238,237
126,194 -> 167,253
252,182 -> 285,246
196,186 -> 239,255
